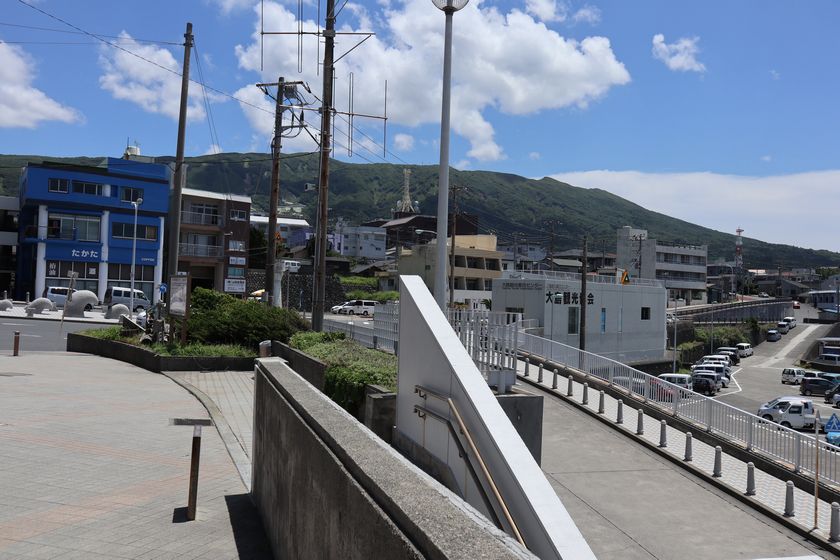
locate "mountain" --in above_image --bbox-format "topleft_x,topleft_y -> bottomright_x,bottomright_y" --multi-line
1,151 -> 838,269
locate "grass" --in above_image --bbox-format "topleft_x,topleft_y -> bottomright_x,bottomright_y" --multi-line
78,327 -> 256,358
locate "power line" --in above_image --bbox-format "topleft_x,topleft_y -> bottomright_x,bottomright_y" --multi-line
0,21 -> 181,44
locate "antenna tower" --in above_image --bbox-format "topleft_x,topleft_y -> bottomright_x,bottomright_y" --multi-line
396,169 -> 419,214
735,227 -> 744,270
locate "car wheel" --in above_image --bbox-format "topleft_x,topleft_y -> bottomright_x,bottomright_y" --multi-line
781,421 -> 792,429
363,311 -> 369,316
763,414 -> 774,421
84,304 -> 93,311
805,390 -> 812,396
349,310 -> 355,315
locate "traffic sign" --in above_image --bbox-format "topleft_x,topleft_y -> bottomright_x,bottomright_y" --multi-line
824,413 -> 840,432
620,270 -> 630,285
159,282 -> 168,295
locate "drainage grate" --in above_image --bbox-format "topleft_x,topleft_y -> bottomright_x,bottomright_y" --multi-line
0,372 -> 32,377
170,418 -> 213,426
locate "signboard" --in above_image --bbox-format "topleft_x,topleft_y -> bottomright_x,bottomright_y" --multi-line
621,270 -> 630,285
825,413 -> 840,432
224,278 -> 246,293
229,256 -> 246,266
45,244 -> 102,262
169,275 -> 189,316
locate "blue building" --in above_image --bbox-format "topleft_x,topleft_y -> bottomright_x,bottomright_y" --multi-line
17,157 -> 170,303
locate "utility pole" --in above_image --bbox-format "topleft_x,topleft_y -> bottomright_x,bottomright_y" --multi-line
311,0 -> 336,331
258,77 -> 285,306
580,235 -> 588,351
545,219 -> 560,270
166,22 -> 193,283
512,232 -> 519,272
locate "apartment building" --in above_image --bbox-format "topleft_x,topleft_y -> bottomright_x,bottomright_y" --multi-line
615,226 -> 707,304
0,196 -> 18,297
178,188 -> 251,295
336,226 -> 387,259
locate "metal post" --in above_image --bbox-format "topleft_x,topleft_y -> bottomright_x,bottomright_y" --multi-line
794,433 -> 802,473
265,76 -> 285,307
636,408 -> 644,435
616,399 -> 624,424
659,420 -> 667,448
815,410 -> 822,530
551,368 -> 558,390
186,425 -> 202,521
684,432 -> 693,462
713,446 -> 722,477
784,481 -> 795,517
537,362 -> 543,383
13,331 -> 20,356
25,291 -> 29,303
672,290 -> 677,373
129,198 -> 142,320
524,359 -> 529,377
746,462 -> 756,496
566,375 -> 574,397
746,416 -> 754,451
831,502 -> 840,542
598,390 -> 605,414
582,382 -> 589,405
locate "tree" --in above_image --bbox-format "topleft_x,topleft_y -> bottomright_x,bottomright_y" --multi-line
249,227 -> 267,270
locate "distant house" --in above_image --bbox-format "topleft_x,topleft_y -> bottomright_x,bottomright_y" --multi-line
250,214 -> 311,248
336,226 -> 387,259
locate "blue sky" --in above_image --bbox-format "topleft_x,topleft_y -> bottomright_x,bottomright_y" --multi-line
2,0 -> 840,252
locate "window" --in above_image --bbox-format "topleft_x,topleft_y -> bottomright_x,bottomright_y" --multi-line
600,307 -> 607,334
72,181 -> 103,196
47,214 -> 100,242
121,187 -> 144,202
641,307 -> 651,320
568,307 -> 579,335
112,222 -> 158,240
228,239 -> 245,252
230,209 -> 247,221
48,178 -> 69,193
228,267 -> 245,277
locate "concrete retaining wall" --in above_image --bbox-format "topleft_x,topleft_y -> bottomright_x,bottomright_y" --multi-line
252,358 -> 534,560
271,341 -> 326,390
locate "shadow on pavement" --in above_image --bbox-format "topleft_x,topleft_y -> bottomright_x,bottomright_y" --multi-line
225,493 -> 273,559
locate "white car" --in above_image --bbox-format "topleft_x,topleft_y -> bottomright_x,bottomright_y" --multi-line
757,396 -> 819,429
781,367 -> 806,385
736,343 -> 753,357
331,301 -> 350,314
782,316 -> 797,329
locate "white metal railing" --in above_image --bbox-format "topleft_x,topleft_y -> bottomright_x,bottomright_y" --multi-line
181,210 -> 221,226
178,243 -> 223,258
373,303 -> 399,353
323,318 -> 375,348
511,270 -> 664,287
447,309 -> 521,375
515,331 -> 840,487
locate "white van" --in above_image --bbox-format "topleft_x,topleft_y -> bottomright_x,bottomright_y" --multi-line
782,316 -> 797,329
336,299 -> 376,316
658,373 -> 692,391
781,367 -> 807,385
45,286 -> 74,309
736,343 -> 753,357
104,286 -> 150,312
776,321 -> 790,334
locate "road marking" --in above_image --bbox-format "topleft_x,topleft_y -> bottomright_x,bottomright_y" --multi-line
1,323 -> 25,326
20,334 -> 41,338
713,367 -> 743,398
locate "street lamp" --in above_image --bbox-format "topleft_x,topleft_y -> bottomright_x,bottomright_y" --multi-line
129,197 -> 143,319
663,273 -> 677,374
432,0 -> 469,310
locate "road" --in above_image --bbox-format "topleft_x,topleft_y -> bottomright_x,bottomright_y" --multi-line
0,319 -> 96,352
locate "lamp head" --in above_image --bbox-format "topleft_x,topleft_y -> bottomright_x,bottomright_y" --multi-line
432,0 -> 468,12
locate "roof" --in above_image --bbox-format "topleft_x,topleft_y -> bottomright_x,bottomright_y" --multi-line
551,258 -> 582,267
183,187 -> 251,204
250,215 -> 310,227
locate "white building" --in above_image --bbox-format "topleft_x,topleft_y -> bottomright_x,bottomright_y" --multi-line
336,226 -> 387,259
492,271 -> 667,363
249,215 -> 311,247
615,226 -> 707,304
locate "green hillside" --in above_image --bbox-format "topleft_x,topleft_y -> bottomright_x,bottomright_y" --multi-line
1,151 -> 838,269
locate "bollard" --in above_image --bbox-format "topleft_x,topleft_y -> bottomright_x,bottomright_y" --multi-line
713,446 -> 722,477
784,481 -> 795,517
552,368 -> 558,390
831,502 -> 840,542
746,462 -> 756,496
658,420 -> 668,448
186,425 -> 203,521
684,432 -> 693,462
537,362 -> 544,383
524,359 -> 530,377
13,331 -> 20,357
636,408 -> 645,435
567,375 -> 574,397
582,382 -> 589,405
598,390 -> 605,414
25,291 -> 30,304
616,399 -> 624,424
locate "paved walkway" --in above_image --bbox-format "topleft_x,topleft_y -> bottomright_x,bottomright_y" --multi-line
0,353 -> 270,560
0,303 -> 116,324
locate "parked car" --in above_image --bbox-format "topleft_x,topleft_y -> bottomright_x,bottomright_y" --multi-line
782,316 -> 797,329
800,377 -> 840,397
758,292 -> 771,298
693,377 -> 717,396
717,349 -> 740,365
793,301 -> 801,309
692,372 -> 722,392
757,396 -> 818,429
819,354 -> 840,366
825,384 -> 840,405
331,301 -> 351,314
819,372 -> 840,384
103,286 -> 149,312
693,364 -> 730,388
776,321 -> 790,334
766,330 -> 781,342
335,299 -> 376,316
781,367 -> 807,385
736,342 -> 754,357
658,373 -> 692,391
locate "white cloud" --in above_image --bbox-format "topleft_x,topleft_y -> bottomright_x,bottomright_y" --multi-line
98,32 -> 223,121
454,159 -> 471,170
760,155 -> 772,162
770,69 -> 780,80
232,84 -> 319,153
394,133 -> 414,151
0,42 -> 81,128
652,33 -> 706,73
525,0 -> 566,23
572,5 -> 601,25
210,0 -> 255,14
204,143 -> 223,155
529,151 -> 541,160
234,0 -> 630,163
550,169 -> 840,252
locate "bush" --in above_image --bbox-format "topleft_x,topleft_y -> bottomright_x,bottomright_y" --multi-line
344,290 -> 399,303
289,331 -> 345,352
188,287 -> 309,350
151,342 -> 254,357
695,326 -> 748,352
80,326 -> 125,341
337,276 -> 378,290
302,338 -> 397,415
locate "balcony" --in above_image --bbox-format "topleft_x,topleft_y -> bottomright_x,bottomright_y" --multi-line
181,211 -> 222,227
179,243 -> 223,258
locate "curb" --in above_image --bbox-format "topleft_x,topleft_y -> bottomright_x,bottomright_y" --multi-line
0,310 -> 116,325
163,372 -> 253,492
517,373 -> 840,555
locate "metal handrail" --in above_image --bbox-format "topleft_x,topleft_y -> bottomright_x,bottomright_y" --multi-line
181,210 -> 222,226
178,243 -> 223,257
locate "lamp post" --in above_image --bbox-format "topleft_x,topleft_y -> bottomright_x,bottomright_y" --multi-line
432,0 -> 469,310
129,197 -> 143,319
664,273 -> 677,374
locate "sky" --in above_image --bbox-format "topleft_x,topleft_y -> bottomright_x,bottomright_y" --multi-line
1,0 -> 840,253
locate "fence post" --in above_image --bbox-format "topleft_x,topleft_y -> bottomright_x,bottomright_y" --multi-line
550,368 -> 557,390
831,502 -> 840,542
616,399 -> 624,424
598,390 -> 605,414
636,408 -> 644,435
566,375 -> 574,397
794,433 -> 802,473
746,417 -> 754,451
186,425 -> 202,521
706,398 -> 713,432
784,481 -> 795,517
672,388 -> 680,415
13,331 -> 20,357
582,382 -> 589,405
746,462 -> 756,496
684,432 -> 693,462
713,446 -> 722,477
524,359 -> 530,377
659,420 -> 667,448
537,362 -> 544,383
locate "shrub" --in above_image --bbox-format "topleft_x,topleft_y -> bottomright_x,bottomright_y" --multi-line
302,339 -> 397,415
338,276 -> 378,290
289,331 -> 345,352
344,290 -> 399,303
695,326 -> 748,352
80,326 -> 129,341
187,288 -> 309,350
151,342 -> 254,357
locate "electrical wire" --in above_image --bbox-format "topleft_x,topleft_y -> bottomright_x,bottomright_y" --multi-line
0,21 -> 181,44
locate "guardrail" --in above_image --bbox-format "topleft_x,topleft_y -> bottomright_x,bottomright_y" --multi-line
516,331 -> 840,487
178,243 -> 223,258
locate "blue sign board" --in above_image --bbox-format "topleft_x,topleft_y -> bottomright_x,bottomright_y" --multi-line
159,283 -> 168,295
824,413 -> 840,432
45,244 -> 103,262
